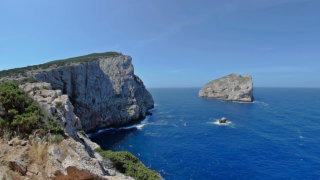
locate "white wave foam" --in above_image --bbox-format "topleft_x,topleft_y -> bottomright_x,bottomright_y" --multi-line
207,119 -> 232,126
88,119 -> 149,137
136,123 -> 148,130
255,101 -> 269,106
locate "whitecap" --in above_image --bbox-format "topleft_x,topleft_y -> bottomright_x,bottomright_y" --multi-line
136,123 -> 148,130
207,119 -> 232,126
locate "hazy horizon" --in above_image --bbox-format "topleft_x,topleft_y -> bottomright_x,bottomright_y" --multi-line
1,0 -> 319,88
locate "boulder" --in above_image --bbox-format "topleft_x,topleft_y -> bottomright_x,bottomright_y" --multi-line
219,117 -> 227,124
199,74 -> 253,102
9,158 -> 27,175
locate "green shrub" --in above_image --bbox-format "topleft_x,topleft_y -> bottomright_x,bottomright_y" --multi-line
234,86 -> 241,91
55,101 -> 63,108
0,81 -> 63,138
49,134 -> 64,144
95,148 -> 160,180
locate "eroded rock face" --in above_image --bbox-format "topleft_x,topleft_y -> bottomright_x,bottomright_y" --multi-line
19,82 -> 82,137
199,74 -> 253,102
34,55 -> 154,132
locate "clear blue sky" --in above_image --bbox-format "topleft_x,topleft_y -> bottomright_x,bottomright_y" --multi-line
1,0 -> 319,88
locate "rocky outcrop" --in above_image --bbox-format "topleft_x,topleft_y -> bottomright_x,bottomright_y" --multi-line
0,82 -> 136,179
219,117 -> 228,124
34,55 -> 154,132
199,74 -> 253,102
0,135 -> 134,179
19,82 -> 82,137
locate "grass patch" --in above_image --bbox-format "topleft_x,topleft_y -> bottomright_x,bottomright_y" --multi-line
0,81 -> 64,138
29,141 -> 48,164
0,52 -> 122,78
234,86 -> 241,91
95,148 -> 160,180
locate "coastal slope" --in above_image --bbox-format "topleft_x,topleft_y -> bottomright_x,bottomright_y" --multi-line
199,73 -> 253,102
0,53 -> 160,179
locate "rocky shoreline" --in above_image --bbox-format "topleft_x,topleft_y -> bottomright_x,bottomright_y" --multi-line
0,53 -> 162,179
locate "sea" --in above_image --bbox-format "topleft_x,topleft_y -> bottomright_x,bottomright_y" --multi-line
90,88 -> 320,179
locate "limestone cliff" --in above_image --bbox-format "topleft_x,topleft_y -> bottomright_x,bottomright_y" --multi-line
33,55 -> 154,132
199,74 -> 254,102
0,53 -> 159,179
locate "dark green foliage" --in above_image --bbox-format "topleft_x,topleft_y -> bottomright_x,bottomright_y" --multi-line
55,101 -> 63,109
95,148 -> 160,180
0,52 -> 122,78
234,86 -> 241,91
0,81 -> 64,138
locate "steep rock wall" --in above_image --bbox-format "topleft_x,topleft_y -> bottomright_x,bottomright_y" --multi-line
35,55 -> 154,132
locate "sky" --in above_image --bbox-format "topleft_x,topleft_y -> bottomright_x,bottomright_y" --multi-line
0,0 -> 319,88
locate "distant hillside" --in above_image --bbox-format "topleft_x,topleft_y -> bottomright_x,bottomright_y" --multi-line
0,52 -> 122,78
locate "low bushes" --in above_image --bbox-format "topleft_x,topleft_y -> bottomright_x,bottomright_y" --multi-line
0,81 -> 63,138
0,52 -> 122,78
95,148 -> 160,180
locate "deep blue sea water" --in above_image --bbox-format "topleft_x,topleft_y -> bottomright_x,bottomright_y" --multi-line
90,88 -> 320,179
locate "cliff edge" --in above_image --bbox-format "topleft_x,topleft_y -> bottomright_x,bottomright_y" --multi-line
0,52 -> 154,132
0,52 -> 160,179
34,54 -> 154,132
199,73 -> 253,102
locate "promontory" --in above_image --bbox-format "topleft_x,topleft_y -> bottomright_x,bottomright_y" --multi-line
199,73 -> 254,102
0,52 -> 162,179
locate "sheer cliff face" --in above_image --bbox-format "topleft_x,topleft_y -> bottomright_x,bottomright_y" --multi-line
199,74 -> 253,102
35,55 -> 154,132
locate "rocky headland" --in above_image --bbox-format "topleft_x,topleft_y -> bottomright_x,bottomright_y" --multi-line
0,52 -> 161,179
199,73 -> 254,102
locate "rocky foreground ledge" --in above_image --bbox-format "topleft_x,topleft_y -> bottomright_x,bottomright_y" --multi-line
199,73 -> 254,102
0,53 -> 161,179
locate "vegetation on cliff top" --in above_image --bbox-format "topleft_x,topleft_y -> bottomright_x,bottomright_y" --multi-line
95,148 -> 160,180
0,52 -> 122,78
0,81 -> 64,139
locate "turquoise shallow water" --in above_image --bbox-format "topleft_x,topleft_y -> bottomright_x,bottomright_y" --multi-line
90,88 -> 320,179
